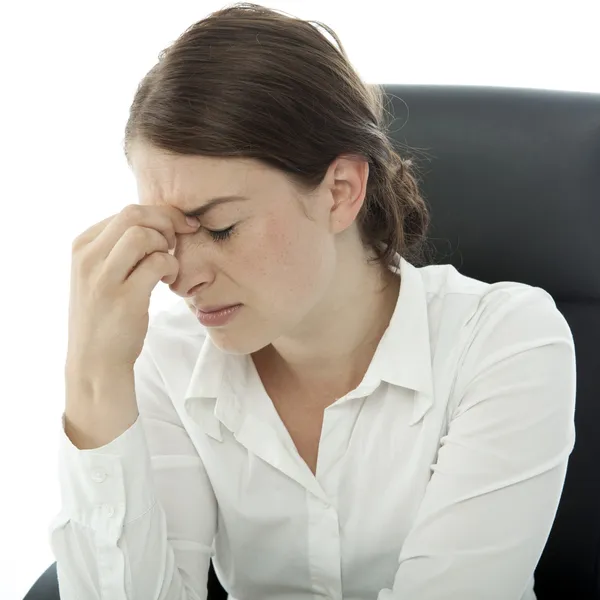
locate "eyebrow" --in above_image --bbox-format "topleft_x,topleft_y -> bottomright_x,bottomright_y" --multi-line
182,195 -> 248,218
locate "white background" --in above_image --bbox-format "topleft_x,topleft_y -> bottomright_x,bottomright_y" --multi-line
1,0 -> 598,597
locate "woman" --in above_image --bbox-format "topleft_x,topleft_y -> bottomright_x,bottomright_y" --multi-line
49,3 -> 576,599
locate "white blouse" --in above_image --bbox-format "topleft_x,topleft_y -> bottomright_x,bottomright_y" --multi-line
49,256 -> 576,600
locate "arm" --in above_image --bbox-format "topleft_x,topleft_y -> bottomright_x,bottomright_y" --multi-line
378,288 -> 576,600
49,342 -> 217,599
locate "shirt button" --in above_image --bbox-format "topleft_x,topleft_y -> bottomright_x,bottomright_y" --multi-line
91,469 -> 107,483
104,504 -> 115,518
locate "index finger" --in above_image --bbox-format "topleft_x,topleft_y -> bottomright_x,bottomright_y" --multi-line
156,203 -> 201,231
81,204 -> 200,258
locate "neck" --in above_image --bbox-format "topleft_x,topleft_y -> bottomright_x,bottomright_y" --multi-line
254,248 -> 400,395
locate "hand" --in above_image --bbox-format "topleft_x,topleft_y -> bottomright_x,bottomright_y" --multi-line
66,204 -> 201,373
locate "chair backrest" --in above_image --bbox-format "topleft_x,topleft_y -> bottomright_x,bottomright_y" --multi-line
23,560 -> 227,599
382,83 -> 600,599
28,85 -> 600,600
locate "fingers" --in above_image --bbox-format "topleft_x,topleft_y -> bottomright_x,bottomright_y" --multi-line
127,251 -> 180,297
70,203 -> 200,302
87,204 -> 200,261
102,226 -> 171,283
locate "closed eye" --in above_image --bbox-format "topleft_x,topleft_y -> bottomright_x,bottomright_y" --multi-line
206,225 -> 235,241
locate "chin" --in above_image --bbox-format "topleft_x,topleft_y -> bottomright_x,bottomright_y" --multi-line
206,329 -> 272,356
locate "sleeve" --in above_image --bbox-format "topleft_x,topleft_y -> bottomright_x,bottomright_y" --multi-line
377,287 -> 577,600
48,340 -> 217,600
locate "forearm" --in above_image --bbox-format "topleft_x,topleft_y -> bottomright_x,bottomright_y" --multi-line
64,363 -> 139,450
51,395 -> 209,600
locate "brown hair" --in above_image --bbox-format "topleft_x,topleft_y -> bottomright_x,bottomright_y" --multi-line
123,2 -> 432,269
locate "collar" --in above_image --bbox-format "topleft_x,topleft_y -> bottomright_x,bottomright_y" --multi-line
359,254 -> 435,424
183,254 -> 435,441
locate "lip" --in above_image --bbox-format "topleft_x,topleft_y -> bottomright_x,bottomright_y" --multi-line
194,303 -> 241,314
194,303 -> 243,327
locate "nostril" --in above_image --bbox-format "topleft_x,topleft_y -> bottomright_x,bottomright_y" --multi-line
188,281 -> 208,297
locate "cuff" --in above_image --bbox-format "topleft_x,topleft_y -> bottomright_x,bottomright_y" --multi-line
58,412 -> 157,534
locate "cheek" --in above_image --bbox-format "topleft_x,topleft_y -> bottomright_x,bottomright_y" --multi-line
241,213 -> 332,296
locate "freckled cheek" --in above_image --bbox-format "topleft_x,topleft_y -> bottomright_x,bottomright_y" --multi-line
272,220 -> 311,268
243,217 -> 311,282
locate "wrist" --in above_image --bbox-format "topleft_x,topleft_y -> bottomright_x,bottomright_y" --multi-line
65,362 -> 135,404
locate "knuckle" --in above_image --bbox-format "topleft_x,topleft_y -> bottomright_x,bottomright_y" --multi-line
127,224 -> 148,243
155,216 -> 175,244
165,224 -> 176,244
150,228 -> 169,250
71,232 -> 89,253
160,232 -> 172,251
129,225 -> 169,251
155,251 -> 177,271
71,236 -> 83,253
121,203 -> 144,222
155,251 -> 171,266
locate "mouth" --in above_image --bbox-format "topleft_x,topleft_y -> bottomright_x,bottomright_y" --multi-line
195,303 -> 242,314
193,303 -> 243,327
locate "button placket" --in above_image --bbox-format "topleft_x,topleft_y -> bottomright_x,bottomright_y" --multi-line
307,493 -> 343,598
91,468 -> 108,483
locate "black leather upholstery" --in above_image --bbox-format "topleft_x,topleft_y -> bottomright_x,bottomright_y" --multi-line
22,560 -> 226,600
382,84 -> 600,600
25,84 -> 600,599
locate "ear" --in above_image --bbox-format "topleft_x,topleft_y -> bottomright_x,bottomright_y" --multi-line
326,155 -> 369,234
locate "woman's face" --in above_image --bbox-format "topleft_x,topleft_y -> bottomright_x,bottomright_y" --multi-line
129,144 -> 366,355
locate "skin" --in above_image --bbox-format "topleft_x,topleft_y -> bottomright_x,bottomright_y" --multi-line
128,143 -> 400,405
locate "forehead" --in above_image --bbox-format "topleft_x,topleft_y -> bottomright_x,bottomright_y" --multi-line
129,144 -> 269,208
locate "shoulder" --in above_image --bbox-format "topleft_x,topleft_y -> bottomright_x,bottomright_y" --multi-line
417,262 -> 575,393
417,262 -> 571,336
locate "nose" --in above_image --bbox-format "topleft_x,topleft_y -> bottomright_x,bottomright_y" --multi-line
167,233 -> 215,298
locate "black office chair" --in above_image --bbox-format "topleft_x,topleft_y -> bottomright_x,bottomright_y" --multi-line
23,560 -> 227,600
24,84 -> 600,599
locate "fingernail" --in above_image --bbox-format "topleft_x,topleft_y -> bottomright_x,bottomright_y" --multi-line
186,216 -> 200,227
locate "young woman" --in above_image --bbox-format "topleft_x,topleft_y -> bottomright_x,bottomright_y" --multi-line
49,4 -> 576,599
